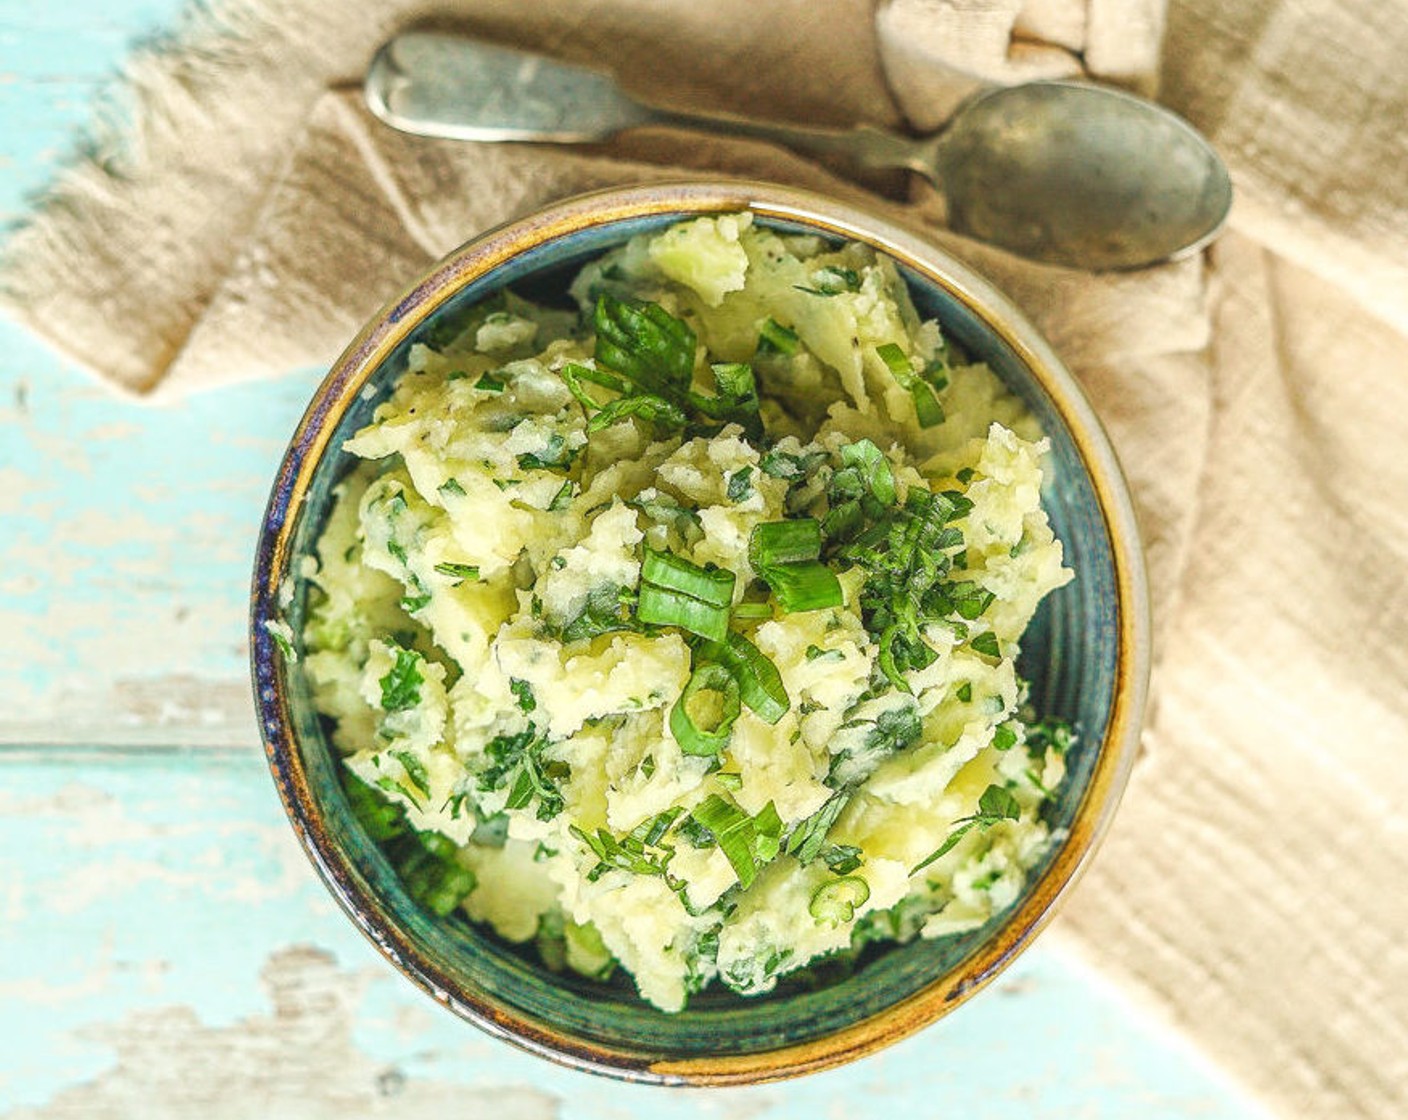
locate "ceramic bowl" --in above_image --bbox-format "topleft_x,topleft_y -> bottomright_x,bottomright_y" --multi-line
251,180 -> 1149,1085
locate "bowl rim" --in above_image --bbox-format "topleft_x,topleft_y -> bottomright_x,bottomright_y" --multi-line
251,178 -> 1151,1086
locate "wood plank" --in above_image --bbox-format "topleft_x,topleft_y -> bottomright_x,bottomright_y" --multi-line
0,748 -> 1269,1118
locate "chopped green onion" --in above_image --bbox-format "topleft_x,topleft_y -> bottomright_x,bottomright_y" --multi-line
749,518 -> 822,568
670,663 -> 741,757
689,794 -> 760,888
715,771 -> 743,790
805,644 -> 844,662
760,560 -> 843,613
751,801 -> 784,862
475,372 -> 506,392
637,584 -> 730,642
641,549 -> 736,608
439,478 -> 466,498
993,724 -> 1018,751
809,875 -> 870,927
757,318 -> 799,356
876,342 -> 945,428
731,601 -> 773,620
695,632 -> 790,724
586,392 -> 688,433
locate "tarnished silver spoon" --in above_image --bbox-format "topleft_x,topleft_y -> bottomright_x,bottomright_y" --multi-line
365,31 -> 1231,271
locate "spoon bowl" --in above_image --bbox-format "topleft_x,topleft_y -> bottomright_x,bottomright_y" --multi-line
928,81 -> 1232,270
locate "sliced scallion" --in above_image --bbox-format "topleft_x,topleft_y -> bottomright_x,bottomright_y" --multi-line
641,549 -> 736,608
669,663 -> 741,757
749,518 -> 822,569
809,875 -> 870,927
760,560 -> 843,613
695,632 -> 790,724
637,584 -> 730,642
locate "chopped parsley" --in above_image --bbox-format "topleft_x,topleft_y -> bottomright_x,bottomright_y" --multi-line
378,648 -> 424,712
911,783 -> 1022,873
726,466 -> 754,503
434,561 -> 481,582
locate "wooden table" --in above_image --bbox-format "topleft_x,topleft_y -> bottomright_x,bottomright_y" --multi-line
0,2 -> 1269,1114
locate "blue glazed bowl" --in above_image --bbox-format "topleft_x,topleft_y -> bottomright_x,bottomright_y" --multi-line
250,180 -> 1149,1085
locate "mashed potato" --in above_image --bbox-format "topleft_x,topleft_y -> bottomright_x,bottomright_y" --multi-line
299,215 -> 1074,1012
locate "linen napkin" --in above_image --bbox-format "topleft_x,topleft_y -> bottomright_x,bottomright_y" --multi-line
3,1 -> 1406,1117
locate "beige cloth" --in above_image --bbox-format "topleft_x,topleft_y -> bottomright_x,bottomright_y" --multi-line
3,0 -> 1406,1116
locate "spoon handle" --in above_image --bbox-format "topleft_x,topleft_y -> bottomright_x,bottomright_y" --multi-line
366,32 -> 930,178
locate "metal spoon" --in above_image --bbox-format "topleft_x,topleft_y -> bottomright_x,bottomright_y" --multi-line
365,31 -> 1232,271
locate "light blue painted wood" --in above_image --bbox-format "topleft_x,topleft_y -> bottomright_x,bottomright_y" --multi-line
0,0 -> 1270,1114
0,750 -> 1268,1118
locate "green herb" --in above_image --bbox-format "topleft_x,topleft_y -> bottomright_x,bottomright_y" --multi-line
820,844 -> 864,875
587,392 -> 688,434
839,439 -> 897,505
757,317 -> 800,356
809,875 -> 870,927
785,791 -> 850,865
749,518 -> 842,613
569,808 -> 683,882
639,754 -> 656,779
558,583 -> 637,644
343,773 -> 409,842
594,294 -> 696,400
750,518 -> 823,568
479,727 -> 566,821
759,561 -> 843,613
400,591 -> 432,614
956,682 -> 973,703
510,678 -> 536,713
715,771 -> 743,790
970,631 -> 1001,659
379,648 -> 424,712
548,481 -> 575,512
389,749 -> 431,798
475,372 -> 506,392
637,549 -> 736,642
691,362 -> 762,439
726,466 -> 754,503
670,662 -> 741,757
1025,715 -> 1075,762
955,467 -> 976,484
794,266 -> 861,296
558,360 -> 629,413
875,342 -> 945,428
434,561 -> 481,582
759,448 -> 827,480
397,834 -> 478,917
731,600 -> 773,620
688,795 -> 779,889
517,433 -> 575,471
911,783 -> 1022,873
693,631 -> 790,724
992,724 -> 1018,751
805,644 -> 844,662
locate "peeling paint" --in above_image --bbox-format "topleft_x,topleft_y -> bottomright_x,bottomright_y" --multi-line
0,947 -> 562,1120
